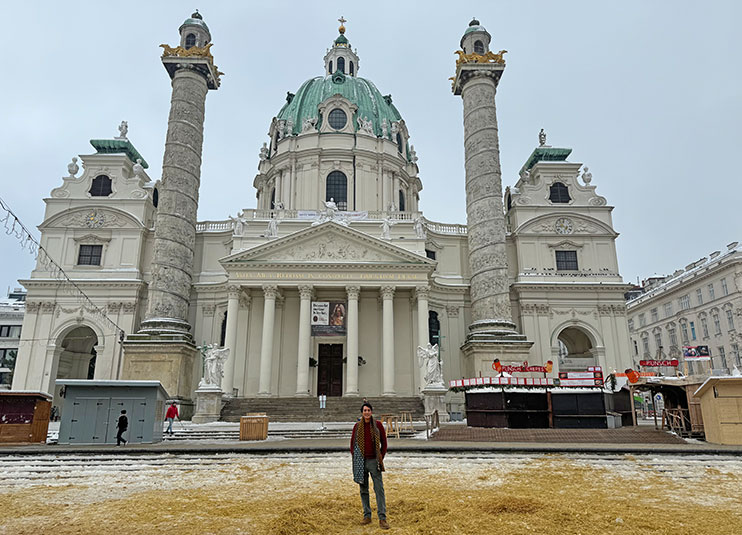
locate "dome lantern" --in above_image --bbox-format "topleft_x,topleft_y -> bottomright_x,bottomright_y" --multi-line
460,17 -> 491,55
179,10 -> 211,50
324,16 -> 360,77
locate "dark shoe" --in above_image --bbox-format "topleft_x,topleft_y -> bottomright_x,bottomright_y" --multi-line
361,517 -> 371,525
379,519 -> 390,530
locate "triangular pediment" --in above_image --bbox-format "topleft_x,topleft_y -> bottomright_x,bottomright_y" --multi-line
221,222 -> 434,266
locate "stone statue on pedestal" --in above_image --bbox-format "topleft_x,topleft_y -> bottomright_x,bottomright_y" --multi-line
417,343 -> 443,388
199,344 -> 230,390
116,120 -> 129,140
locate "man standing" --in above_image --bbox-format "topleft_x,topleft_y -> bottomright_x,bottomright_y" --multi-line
350,402 -> 389,529
165,401 -> 179,436
116,409 -> 128,446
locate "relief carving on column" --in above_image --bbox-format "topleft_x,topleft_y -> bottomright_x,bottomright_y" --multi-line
239,294 -> 251,309
107,302 -> 123,313
202,304 -> 216,316
380,286 -> 395,300
26,302 -> 41,313
345,285 -> 360,300
122,302 -> 137,313
41,302 -> 56,313
446,305 -> 459,318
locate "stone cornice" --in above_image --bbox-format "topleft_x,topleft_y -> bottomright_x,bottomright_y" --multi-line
512,281 -> 632,292
19,279 -> 146,289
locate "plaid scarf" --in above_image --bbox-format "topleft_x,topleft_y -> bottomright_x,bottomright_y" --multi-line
354,417 -> 385,475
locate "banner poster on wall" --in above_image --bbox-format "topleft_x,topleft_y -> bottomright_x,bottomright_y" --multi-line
311,301 -> 347,336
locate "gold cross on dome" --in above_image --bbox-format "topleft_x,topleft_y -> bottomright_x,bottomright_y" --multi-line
338,16 -> 347,25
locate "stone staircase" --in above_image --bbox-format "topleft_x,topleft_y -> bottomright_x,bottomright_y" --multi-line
220,396 -> 425,422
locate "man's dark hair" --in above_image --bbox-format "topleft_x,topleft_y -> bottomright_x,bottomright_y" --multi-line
361,402 -> 373,412
121,410 -> 127,414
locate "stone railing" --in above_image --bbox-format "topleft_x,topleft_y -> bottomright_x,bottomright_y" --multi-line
423,219 -> 468,235
195,220 -> 232,232
518,269 -> 620,278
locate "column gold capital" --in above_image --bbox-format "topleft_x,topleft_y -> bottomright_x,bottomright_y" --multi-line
262,284 -> 279,299
346,285 -> 361,299
298,285 -> 314,300
380,285 -> 396,299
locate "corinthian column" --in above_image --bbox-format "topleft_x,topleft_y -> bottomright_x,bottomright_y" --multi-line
295,285 -> 313,396
258,285 -> 278,396
222,285 -> 241,396
345,285 -> 361,396
381,286 -> 396,396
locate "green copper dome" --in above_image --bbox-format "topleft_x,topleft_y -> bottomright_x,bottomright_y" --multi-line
277,75 -> 404,139
334,34 -> 349,46
180,11 -> 210,34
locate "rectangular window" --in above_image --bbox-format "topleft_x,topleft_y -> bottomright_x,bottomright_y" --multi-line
642,337 -> 650,355
680,323 -> 689,343
628,319 -> 634,332
0,326 -> 20,338
0,348 -> 17,386
719,346 -> 727,369
633,340 -> 639,356
664,302 -> 673,318
680,295 -> 690,310
721,278 -> 729,296
653,332 -> 662,352
669,329 -> 678,347
425,249 -> 437,260
713,314 -> 722,335
708,283 -> 715,301
555,250 -> 578,271
727,309 -> 735,331
701,317 -> 709,338
639,314 -> 647,327
690,321 -> 696,340
650,308 -> 659,323
732,343 -> 741,367
696,288 -> 703,306
77,244 -> 103,266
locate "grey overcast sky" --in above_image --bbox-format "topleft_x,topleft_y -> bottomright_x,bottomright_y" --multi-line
1,1 -> 740,294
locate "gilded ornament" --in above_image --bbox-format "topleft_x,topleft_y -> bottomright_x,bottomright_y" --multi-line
454,49 -> 507,67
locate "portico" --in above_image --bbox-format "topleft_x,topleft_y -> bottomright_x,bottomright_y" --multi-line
217,222 -> 435,398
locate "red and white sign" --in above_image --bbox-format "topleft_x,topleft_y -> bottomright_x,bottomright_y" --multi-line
492,359 -> 553,374
639,360 -> 679,367
557,368 -> 604,387
449,377 -> 555,388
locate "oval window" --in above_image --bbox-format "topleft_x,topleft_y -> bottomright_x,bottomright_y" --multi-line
328,108 -> 347,130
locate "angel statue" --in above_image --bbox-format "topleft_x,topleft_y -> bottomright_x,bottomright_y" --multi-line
417,343 -> 443,388
199,344 -> 230,389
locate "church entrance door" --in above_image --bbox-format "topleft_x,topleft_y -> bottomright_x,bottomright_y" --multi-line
317,344 -> 343,396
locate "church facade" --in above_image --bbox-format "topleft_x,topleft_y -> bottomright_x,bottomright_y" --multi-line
12,14 -> 632,413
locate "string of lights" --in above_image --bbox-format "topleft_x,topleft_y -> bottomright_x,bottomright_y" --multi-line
0,195 -> 125,338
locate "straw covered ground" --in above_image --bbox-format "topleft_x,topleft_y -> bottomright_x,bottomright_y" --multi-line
1,452 -> 741,534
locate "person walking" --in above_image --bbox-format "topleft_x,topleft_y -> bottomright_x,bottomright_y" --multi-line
350,402 -> 389,529
116,409 -> 128,446
164,401 -> 179,436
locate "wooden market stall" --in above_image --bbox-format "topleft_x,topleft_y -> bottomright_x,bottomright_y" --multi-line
0,391 -> 52,444
693,377 -> 742,445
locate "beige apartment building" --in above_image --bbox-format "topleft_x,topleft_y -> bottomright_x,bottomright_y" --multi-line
626,242 -> 742,374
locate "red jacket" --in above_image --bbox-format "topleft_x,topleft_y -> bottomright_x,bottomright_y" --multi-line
165,405 -> 179,419
350,419 -> 387,459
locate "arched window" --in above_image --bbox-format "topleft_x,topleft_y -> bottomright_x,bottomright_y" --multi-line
185,33 -> 196,49
152,187 -> 159,208
349,61 -> 354,76
549,182 -> 571,203
270,188 -> 276,209
428,311 -> 441,346
396,132 -> 404,153
326,171 -> 348,210
89,175 -> 112,197
398,190 -> 406,212
329,60 -> 333,74
220,311 -> 227,347
474,40 -> 485,54
337,57 -> 345,73
87,351 -> 96,380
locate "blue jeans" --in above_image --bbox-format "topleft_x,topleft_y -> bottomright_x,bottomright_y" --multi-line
359,458 -> 386,520
166,417 -> 174,434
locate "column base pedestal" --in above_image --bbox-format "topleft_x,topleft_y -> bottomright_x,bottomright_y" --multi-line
192,387 -> 224,424
422,384 -> 450,422
461,319 -> 534,378
122,335 -> 197,401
